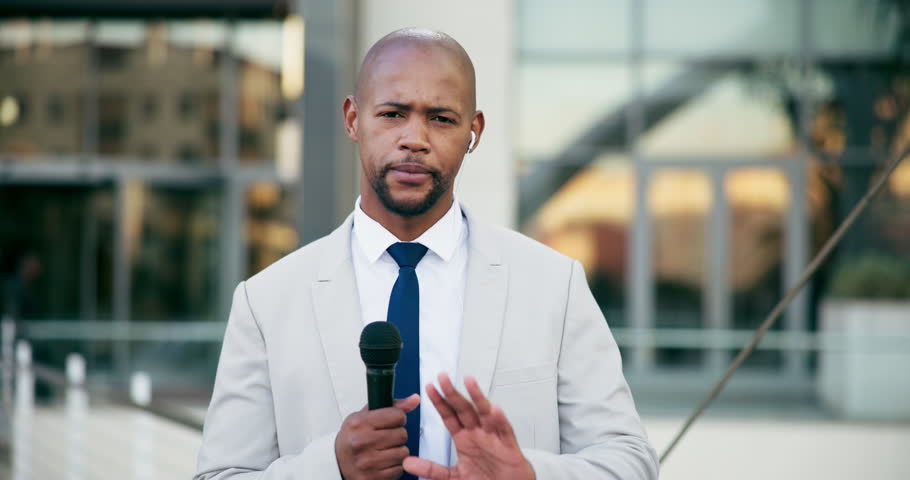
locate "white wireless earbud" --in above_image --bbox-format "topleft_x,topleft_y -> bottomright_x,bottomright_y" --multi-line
467,131 -> 476,153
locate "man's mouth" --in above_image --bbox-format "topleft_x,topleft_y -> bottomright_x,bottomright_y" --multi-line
386,163 -> 433,185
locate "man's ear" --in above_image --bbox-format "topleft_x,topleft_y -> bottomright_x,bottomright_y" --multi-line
468,110 -> 485,154
342,95 -> 359,142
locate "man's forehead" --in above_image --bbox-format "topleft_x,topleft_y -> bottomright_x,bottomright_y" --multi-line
360,50 -> 470,110
355,30 -> 476,110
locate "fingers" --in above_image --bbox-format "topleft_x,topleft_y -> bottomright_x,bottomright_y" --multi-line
368,426 -> 409,450
465,376 -> 493,416
403,456 -> 454,480
426,382 -> 462,436
437,373 -> 481,429
394,393 -> 421,413
490,405 -> 520,448
359,445 -> 410,471
362,406 -> 407,430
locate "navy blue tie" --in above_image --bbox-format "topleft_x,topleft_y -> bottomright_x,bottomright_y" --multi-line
386,242 -> 428,474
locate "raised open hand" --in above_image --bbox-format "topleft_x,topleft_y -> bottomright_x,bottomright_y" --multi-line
402,374 -> 535,480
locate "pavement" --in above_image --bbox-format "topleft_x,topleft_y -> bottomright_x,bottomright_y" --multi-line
3,405 -> 910,479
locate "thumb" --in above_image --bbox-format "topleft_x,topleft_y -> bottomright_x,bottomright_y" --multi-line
394,393 -> 421,412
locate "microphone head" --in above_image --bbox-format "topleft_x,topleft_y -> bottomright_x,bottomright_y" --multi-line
359,321 -> 402,368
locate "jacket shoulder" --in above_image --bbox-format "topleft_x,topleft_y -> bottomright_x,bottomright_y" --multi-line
482,223 -> 576,274
244,231 -> 341,294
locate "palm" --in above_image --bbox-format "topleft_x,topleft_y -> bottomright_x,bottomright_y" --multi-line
403,374 -> 535,480
448,425 -> 528,480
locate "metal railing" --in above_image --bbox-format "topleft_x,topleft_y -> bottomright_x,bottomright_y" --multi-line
2,318 -> 204,480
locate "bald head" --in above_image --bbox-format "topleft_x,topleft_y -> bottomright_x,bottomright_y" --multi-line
355,28 -> 477,110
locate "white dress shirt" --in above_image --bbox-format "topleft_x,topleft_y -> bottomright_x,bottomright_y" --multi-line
351,196 -> 468,472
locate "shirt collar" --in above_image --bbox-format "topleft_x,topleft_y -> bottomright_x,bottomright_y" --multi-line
353,196 -> 465,264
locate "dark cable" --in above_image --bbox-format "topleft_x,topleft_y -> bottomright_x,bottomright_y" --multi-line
660,143 -> 910,464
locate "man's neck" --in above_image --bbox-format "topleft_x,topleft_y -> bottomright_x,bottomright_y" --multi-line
359,193 -> 454,242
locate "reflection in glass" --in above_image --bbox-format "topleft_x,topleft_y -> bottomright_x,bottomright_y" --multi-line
246,181 -> 299,276
516,62 -> 630,165
95,20 -> 224,162
129,184 -> 221,322
234,21 -> 285,164
0,185 -> 114,321
517,0 -> 629,56
130,341 -> 222,388
0,19 -> 89,157
639,61 -> 797,156
649,170 -> 710,367
645,0 -> 798,56
813,0 -> 900,57
726,167 -> 789,369
0,185 -> 115,380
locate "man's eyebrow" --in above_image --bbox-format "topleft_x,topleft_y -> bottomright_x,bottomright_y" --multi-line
377,102 -> 412,111
376,102 -> 460,116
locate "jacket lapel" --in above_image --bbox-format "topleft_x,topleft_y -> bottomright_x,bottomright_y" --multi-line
311,214 -> 367,417
456,209 -> 508,398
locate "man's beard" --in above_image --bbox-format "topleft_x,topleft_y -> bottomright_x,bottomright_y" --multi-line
369,160 -> 450,217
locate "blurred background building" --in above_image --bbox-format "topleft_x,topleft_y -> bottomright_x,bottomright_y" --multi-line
1,0 -> 909,478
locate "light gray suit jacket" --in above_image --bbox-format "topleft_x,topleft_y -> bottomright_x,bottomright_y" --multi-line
195,209 -> 659,479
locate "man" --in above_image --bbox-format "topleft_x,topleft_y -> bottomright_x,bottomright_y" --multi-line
195,28 -> 658,480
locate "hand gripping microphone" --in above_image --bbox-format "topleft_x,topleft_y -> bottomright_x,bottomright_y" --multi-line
359,321 -> 403,410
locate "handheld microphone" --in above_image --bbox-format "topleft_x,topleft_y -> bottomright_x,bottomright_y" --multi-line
359,321 -> 403,410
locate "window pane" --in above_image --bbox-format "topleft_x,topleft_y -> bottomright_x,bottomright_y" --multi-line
639,61 -> 797,157
0,184 -> 114,322
727,167 -> 789,370
517,0 -> 629,56
808,64 -> 907,154
813,0 -> 900,57
234,21 -> 286,164
95,20 -> 224,162
645,0 -> 799,57
516,62 -> 631,165
129,183 -> 221,321
0,19 -> 89,157
649,169 -> 710,368
246,181 -> 299,277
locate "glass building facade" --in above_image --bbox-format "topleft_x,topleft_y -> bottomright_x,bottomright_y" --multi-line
0,14 -> 302,387
515,0 -> 910,396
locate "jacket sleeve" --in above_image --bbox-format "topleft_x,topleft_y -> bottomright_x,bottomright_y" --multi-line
194,282 -> 343,480
523,260 -> 660,480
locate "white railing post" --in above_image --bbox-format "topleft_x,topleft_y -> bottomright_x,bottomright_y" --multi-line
66,353 -> 88,480
2,316 -> 14,408
13,340 -> 33,480
131,371 -> 154,480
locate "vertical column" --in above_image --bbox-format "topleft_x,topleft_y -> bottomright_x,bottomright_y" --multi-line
784,161 -> 810,381
706,168 -> 731,373
627,0 -> 654,375
80,195 -> 98,322
130,372 -> 154,480
219,23 -> 246,323
13,341 -> 33,480
785,0 -> 813,382
112,178 -> 131,381
629,165 -> 654,372
83,21 -> 98,158
297,0 -> 359,243
2,317 -> 13,408
66,354 -> 88,480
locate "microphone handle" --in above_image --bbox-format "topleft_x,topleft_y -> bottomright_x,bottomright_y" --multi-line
366,367 -> 395,410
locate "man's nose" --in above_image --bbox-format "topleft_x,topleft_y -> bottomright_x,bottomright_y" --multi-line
398,119 -> 430,154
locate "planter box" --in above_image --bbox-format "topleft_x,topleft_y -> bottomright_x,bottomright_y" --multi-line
818,300 -> 910,421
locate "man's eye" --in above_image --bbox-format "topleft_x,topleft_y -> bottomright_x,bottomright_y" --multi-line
380,111 -> 403,118
432,115 -> 454,124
